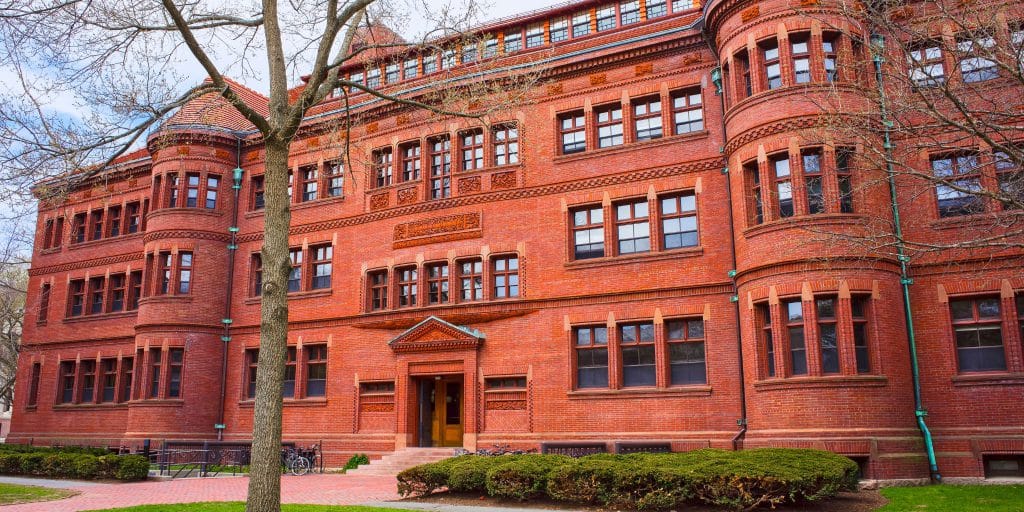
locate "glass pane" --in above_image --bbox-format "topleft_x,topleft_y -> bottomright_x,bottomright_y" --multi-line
977,299 -> 1001,318
950,300 -> 974,320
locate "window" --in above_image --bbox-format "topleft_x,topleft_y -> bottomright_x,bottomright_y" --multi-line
672,0 -> 694,10
803,150 -> 825,214
837,147 -> 855,213
427,263 -> 449,305
661,193 -> 697,249
951,297 -> 1005,372
101,359 -> 117,402
44,217 -> 64,249
759,303 -> 775,377
60,361 -> 76,404
182,173 -> 199,208
461,44 -> 477,64
28,362 -> 40,407
493,123 -> 519,166
550,18 -> 568,42
492,255 -> 519,299
397,267 -> 418,307
299,166 -> 318,202
126,203 -> 141,233
288,248 -> 302,292
526,24 -> 544,48
167,348 -> 183,398
251,175 -> 265,210
120,357 -> 133,402
325,160 -> 344,198
958,35 -> 997,83
245,349 -> 258,399
283,347 -> 297,398
90,210 -> 103,241
485,377 -> 526,389
852,297 -> 870,373
68,279 -> 85,317
251,254 -> 263,296
792,36 -> 811,84
596,104 -> 623,148
128,271 -> 142,310
88,276 -> 104,314
1014,27 -> 1024,71
1018,294 -> 1024,346
816,297 -> 840,374
287,170 -> 295,203
403,57 -> 418,79
177,252 -> 192,294
596,5 -> 616,31
460,129 -> 484,171
72,213 -> 86,243
785,300 -> 808,376
385,62 -> 399,83
148,349 -> 161,398
166,174 -> 180,208
369,271 -> 388,310
619,322 -> 655,386
908,42 -> 945,87
763,41 -> 781,90
442,49 -> 456,69
311,245 -> 332,290
633,97 -> 662,141
559,110 -> 586,155
668,319 -> 706,385
366,66 -> 381,88
109,273 -> 126,312
400,142 -> 421,181
995,151 -> 1023,207
349,70 -> 364,88
572,12 -> 590,38
575,326 -> 608,388
305,345 -> 327,397
458,259 -> 483,301
373,147 -> 393,188
107,206 -> 121,237
504,30 -> 522,53
647,0 -> 667,18
620,1 -> 640,25
772,154 -> 794,218
823,36 -> 838,82
38,283 -> 50,323
933,153 -> 983,217
671,89 -> 703,134
482,37 -> 498,58
79,360 -> 96,403
747,161 -> 764,225
736,49 -> 752,99
429,136 -> 451,199
572,206 -> 605,259
422,54 -> 437,74
615,200 -> 650,254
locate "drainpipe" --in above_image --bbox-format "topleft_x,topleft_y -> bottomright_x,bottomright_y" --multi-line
702,27 -> 748,449
216,137 -> 244,441
870,33 -> 940,482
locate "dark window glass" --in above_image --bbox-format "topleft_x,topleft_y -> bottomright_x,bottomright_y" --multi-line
311,245 -> 332,290
615,200 -> 650,254
429,136 -> 451,199
803,150 -> 825,214
661,193 -> 698,249
397,267 -> 418,307
427,263 -> 449,304
667,319 -> 706,385
575,326 -> 608,388
493,256 -> 519,299
620,322 -> 656,387
459,260 -> 483,301
369,271 -> 388,310
288,249 -> 302,292
816,297 -> 840,374
785,300 -> 807,375
596,104 -> 623,148
559,111 -> 586,155
283,347 -> 296,398
633,97 -> 662,141
933,154 -> 983,217
852,297 -> 870,373
951,298 -> 1005,372
572,206 -> 605,259
305,345 -> 327,397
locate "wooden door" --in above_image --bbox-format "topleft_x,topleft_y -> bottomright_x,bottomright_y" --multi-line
430,378 -> 463,447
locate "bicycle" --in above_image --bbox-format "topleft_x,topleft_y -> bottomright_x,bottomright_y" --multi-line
281,447 -> 311,476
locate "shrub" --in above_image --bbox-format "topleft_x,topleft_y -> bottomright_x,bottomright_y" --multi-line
344,453 -> 370,471
447,455 -> 522,493
113,455 -> 150,481
20,453 -> 46,476
0,447 -> 149,482
546,459 -> 618,504
397,456 -> 464,497
0,453 -> 22,474
485,455 -> 568,501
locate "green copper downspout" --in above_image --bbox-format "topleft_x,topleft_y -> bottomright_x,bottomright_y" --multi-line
870,33 -> 941,482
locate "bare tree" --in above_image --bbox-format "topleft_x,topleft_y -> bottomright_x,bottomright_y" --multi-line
0,1 -> 539,510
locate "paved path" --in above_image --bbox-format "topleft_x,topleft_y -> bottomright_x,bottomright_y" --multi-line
0,474 -> 401,511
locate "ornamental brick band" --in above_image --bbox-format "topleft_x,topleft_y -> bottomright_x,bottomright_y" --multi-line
392,212 -> 482,249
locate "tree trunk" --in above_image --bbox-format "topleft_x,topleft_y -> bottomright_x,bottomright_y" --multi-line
246,136 -> 291,512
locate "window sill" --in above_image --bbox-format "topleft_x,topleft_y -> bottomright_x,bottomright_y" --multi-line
951,372 -> 1024,387
567,386 -> 712,399
752,374 -> 888,391
243,288 -> 332,305
52,402 -> 129,411
67,232 -> 144,251
742,213 -> 867,239
929,211 -> 1023,231
552,130 -> 709,164
63,310 -> 138,323
566,247 -> 703,269
138,295 -> 193,306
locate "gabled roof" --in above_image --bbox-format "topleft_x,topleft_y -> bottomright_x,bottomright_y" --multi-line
388,315 -> 485,353
163,77 -> 270,132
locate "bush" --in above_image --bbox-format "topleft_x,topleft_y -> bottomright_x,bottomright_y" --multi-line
0,446 -> 148,481
113,455 -> 150,481
485,455 -> 568,501
344,453 -> 370,471
396,448 -> 859,510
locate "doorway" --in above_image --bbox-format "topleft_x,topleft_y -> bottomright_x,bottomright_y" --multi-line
416,376 -> 463,447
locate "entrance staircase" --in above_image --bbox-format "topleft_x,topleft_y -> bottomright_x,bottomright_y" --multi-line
346,447 -> 457,476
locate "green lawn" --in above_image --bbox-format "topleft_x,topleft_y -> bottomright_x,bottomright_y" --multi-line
878,485 -> 1024,511
0,482 -> 77,504
89,505 -> 413,512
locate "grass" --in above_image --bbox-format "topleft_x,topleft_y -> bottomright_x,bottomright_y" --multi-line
878,484 -> 1024,511
0,482 -> 78,504
88,505 -> 414,512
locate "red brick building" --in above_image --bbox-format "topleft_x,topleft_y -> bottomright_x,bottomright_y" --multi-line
10,0 -> 1024,482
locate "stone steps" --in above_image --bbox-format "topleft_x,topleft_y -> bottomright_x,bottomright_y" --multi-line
346,448 -> 458,476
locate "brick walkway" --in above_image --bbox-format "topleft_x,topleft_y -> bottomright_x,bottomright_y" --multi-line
1,474 -> 401,511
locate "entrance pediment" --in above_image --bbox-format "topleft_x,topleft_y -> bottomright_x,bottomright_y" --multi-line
389,316 -> 485,353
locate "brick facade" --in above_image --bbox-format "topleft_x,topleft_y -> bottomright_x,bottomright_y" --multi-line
10,0 -> 1024,481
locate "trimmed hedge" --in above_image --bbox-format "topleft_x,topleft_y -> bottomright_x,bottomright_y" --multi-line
397,448 -> 859,511
0,446 -> 148,481
344,454 -> 370,471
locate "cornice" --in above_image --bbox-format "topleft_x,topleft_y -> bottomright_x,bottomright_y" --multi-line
143,229 -> 232,244
28,252 -> 144,277
723,116 -> 822,155
734,258 -> 901,287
